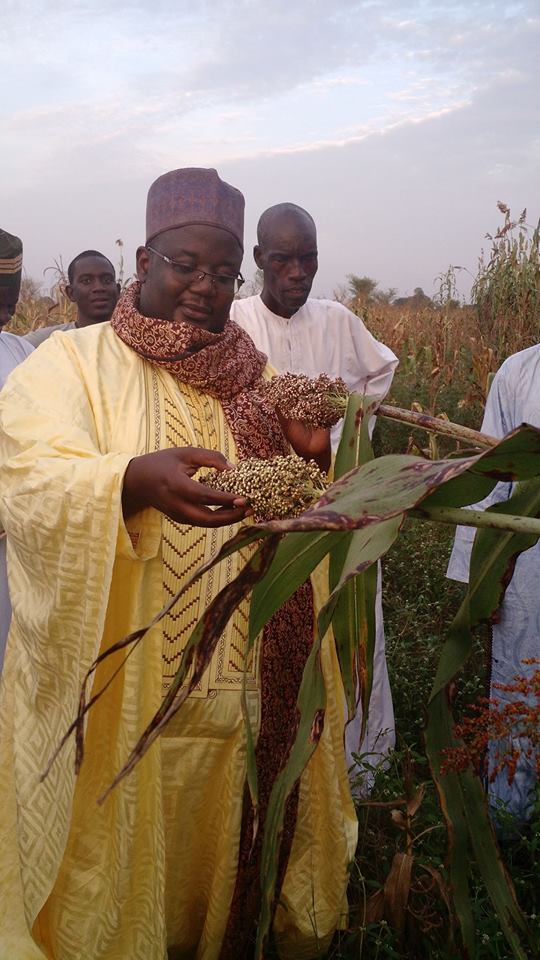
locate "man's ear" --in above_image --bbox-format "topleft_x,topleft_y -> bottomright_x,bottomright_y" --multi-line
136,246 -> 150,282
253,244 -> 263,269
65,283 -> 76,304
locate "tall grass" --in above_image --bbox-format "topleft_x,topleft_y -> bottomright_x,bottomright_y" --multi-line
472,202 -> 540,356
9,261 -> 75,336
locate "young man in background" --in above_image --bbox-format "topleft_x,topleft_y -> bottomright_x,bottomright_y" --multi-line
26,250 -> 120,346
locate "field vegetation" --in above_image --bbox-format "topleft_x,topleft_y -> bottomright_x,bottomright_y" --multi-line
6,206 -> 540,958
337,205 -> 540,959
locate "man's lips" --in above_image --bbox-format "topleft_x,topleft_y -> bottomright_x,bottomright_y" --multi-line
91,296 -> 113,306
182,302 -> 212,318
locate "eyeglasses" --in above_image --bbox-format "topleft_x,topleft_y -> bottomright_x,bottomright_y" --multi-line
146,246 -> 244,294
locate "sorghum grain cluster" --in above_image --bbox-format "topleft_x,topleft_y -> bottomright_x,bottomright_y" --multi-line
200,454 -> 328,521
260,373 -> 349,428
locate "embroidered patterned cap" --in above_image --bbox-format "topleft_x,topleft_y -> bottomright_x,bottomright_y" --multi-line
0,229 -> 23,288
146,168 -> 244,250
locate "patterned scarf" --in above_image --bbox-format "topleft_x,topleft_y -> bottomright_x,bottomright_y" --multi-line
111,281 -> 288,460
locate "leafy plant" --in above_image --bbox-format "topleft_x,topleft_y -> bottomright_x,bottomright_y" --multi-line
44,400 -> 540,959
471,202 -> 540,356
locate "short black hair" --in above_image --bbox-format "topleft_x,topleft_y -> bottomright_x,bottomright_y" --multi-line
68,250 -> 115,284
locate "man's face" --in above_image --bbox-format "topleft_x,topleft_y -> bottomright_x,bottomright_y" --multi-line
66,256 -> 120,326
255,213 -> 318,318
137,224 -> 243,333
0,281 -> 21,330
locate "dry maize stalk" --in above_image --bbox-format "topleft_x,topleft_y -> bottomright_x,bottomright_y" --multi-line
378,404 -> 497,449
261,373 -> 497,449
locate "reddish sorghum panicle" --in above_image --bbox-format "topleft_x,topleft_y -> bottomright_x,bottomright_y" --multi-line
259,373 -> 349,428
440,660 -> 540,785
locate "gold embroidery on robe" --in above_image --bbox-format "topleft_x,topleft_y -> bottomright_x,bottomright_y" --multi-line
145,367 -> 260,698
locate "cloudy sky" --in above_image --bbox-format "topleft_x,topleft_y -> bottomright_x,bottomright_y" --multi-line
1,0 -> 539,299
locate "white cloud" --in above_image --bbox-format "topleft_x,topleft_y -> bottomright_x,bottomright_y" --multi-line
1,0 -> 538,298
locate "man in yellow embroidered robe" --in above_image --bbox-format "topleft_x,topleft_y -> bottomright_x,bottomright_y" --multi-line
0,168 -> 357,960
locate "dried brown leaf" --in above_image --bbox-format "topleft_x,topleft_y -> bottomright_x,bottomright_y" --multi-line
407,784 -> 426,818
383,851 -> 414,939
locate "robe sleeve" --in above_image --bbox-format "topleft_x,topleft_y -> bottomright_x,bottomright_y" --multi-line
0,335 -> 163,947
0,334 -> 161,656
446,366 -> 514,583
336,309 -> 397,446
346,309 -> 399,400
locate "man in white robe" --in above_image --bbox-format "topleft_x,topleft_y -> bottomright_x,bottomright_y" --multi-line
447,344 -> 540,821
0,228 -> 33,667
231,202 -> 399,780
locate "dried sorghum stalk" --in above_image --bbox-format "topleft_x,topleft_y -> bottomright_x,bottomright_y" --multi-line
200,453 -> 328,521
260,373 -> 349,428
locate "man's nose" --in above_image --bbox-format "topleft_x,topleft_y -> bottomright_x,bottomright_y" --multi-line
287,258 -> 307,279
189,271 -> 215,292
